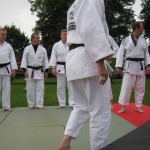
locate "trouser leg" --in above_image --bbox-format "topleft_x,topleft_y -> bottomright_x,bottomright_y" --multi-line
108,77 -> 113,100
67,81 -> 75,107
1,75 -> 10,109
64,77 -> 111,150
88,77 -> 111,150
134,75 -> 145,107
57,74 -> 66,106
64,79 -> 90,138
26,79 -> 36,107
35,79 -> 44,108
118,73 -> 134,106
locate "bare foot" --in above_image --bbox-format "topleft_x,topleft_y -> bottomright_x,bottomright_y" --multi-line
57,106 -> 65,109
29,106 -> 36,110
117,106 -> 126,113
36,107 -> 45,110
3,108 -> 13,112
57,135 -> 71,150
57,143 -> 70,150
137,107 -> 144,113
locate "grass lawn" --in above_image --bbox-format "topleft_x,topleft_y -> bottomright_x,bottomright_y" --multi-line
0,77 -> 150,108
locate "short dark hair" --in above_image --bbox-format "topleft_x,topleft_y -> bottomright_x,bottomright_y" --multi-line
60,29 -> 67,36
132,22 -> 143,31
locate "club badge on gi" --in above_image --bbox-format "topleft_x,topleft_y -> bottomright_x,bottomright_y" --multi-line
69,11 -> 74,20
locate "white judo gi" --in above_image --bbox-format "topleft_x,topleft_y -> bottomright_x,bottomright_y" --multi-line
107,35 -> 119,101
49,40 -> 74,107
116,34 -> 150,107
21,45 -> 49,108
64,0 -> 114,150
108,35 -> 119,58
105,60 -> 114,101
0,41 -> 17,110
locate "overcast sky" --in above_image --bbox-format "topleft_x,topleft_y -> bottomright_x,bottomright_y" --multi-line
0,0 -> 37,37
0,0 -> 141,37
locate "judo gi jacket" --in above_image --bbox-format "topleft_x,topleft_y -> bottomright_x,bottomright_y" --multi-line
116,35 -> 150,76
66,0 -> 114,81
0,41 -> 17,75
49,40 -> 68,74
21,44 -> 49,79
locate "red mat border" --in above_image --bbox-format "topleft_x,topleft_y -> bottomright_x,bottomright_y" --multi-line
111,103 -> 150,127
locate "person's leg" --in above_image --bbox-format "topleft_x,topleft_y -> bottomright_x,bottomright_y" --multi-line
57,135 -> 71,150
26,79 -> 36,109
57,74 -> 66,108
1,75 -> 11,110
58,79 -> 90,149
108,77 -> 113,109
67,80 -> 75,107
134,75 -> 145,113
35,79 -> 44,109
58,77 -> 111,150
118,73 -> 135,113
87,77 -> 111,150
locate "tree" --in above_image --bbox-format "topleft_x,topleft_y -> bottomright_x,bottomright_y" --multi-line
28,0 -> 135,54
105,0 -> 135,44
28,0 -> 72,56
140,0 -> 150,39
4,25 -> 30,62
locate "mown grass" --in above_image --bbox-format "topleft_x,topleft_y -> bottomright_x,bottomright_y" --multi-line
0,77 -> 150,108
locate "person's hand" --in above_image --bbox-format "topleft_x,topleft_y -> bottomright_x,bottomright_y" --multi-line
52,68 -> 57,76
97,59 -> 108,85
24,72 -> 28,78
115,67 -> 122,73
44,72 -> 48,79
145,65 -> 150,74
11,70 -> 16,77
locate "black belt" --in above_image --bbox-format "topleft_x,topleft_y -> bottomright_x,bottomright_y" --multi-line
57,62 -> 66,74
0,62 -> 10,68
69,44 -> 85,51
57,62 -> 66,65
0,62 -> 10,74
126,58 -> 144,70
27,66 -> 43,70
27,66 -> 43,78
126,58 -> 144,61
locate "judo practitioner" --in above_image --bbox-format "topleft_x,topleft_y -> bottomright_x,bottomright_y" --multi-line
108,35 -> 119,58
49,29 -> 75,108
105,60 -> 115,109
57,0 -> 113,150
0,28 -> 17,111
115,22 -> 150,113
21,32 -> 49,109
107,35 -> 119,109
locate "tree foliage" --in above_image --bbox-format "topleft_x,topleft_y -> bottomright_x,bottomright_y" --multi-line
105,0 -> 135,44
4,25 -> 29,61
28,0 -> 72,56
28,0 -> 135,54
140,0 -> 150,39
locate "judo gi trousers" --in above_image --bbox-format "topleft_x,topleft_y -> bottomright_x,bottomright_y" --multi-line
118,73 -> 145,107
57,73 -> 74,107
26,79 -> 44,108
0,75 -> 10,109
108,77 -> 113,101
64,76 -> 111,150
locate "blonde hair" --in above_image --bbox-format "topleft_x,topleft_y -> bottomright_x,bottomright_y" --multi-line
31,32 -> 40,41
60,29 -> 67,36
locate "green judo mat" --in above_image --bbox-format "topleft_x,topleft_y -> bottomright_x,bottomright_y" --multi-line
0,107 -> 136,150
